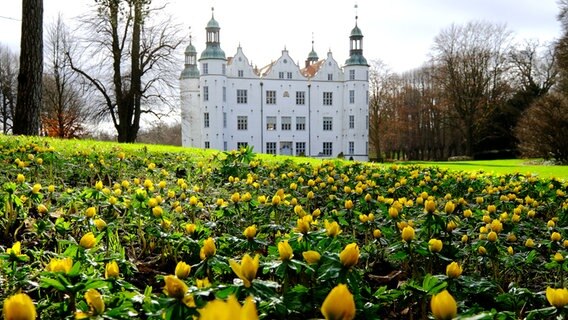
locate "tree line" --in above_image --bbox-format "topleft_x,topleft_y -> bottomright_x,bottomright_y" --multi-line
1,0 -> 183,142
369,19 -> 562,162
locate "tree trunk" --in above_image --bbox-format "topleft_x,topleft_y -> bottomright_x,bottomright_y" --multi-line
14,0 -> 43,135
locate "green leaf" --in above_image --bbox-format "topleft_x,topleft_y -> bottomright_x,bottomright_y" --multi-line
40,277 -> 66,291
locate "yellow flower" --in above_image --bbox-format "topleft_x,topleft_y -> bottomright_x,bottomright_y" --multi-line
32,183 -> 41,194
200,237 -> 216,260
16,174 -> 25,183
487,231 -> 498,242
272,195 -> 281,205
79,232 -> 97,249
198,295 -> 258,320
185,223 -> 196,234
296,217 -> 311,234
46,257 -> 73,273
196,278 -> 211,288
425,199 -> 436,214
164,275 -> 188,299
431,290 -> 457,320
7,241 -> 22,257
84,289 -> 105,315
321,284 -> 356,320
551,232 -> 562,242
463,209 -> 472,218
344,199 -> 354,210
189,196 -> 198,206
546,287 -> 568,308
446,262 -> 463,278
302,251 -> 321,264
478,246 -> 487,255
525,238 -> 535,248
278,240 -> 294,261
554,252 -> 565,262
175,261 -> 191,279
339,243 -> 360,268
231,192 -> 241,203
95,181 -> 103,190
94,218 -> 107,231
428,239 -> 443,253
151,206 -> 163,217
243,225 -> 257,240
490,219 -> 503,233
3,293 -> 36,320
325,220 -> 341,237
105,261 -> 120,279
507,246 -> 514,255
85,206 -> 97,218
229,254 -> 259,288
388,206 -> 399,218
373,229 -> 382,238
402,226 -> 415,242
444,201 -> 455,214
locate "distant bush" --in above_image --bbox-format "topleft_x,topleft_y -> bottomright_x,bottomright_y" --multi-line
515,93 -> 568,163
136,121 -> 181,146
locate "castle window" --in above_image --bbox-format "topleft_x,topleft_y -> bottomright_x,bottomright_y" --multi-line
202,63 -> 208,75
323,117 -> 333,131
203,113 -> 210,128
223,112 -> 227,128
287,72 -> 292,79
349,115 -> 355,129
203,86 -> 209,101
266,142 -> 277,155
223,141 -> 228,151
278,72 -> 284,79
237,89 -> 247,104
237,142 -> 248,149
322,142 -> 333,156
349,90 -> 355,104
349,70 -> 355,80
296,116 -> 306,131
296,142 -> 306,156
237,116 -> 248,130
281,116 -> 291,130
266,116 -> 277,131
238,70 -> 244,77
266,90 -> 276,104
366,115 -> 369,130
327,73 -> 333,81
349,141 -> 355,154
222,64 -> 226,75
205,141 -> 210,149
296,91 -> 305,105
323,92 -> 333,106
223,86 -> 226,102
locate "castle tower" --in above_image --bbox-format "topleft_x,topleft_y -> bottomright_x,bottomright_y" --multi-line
343,11 -> 369,158
198,8 -> 227,150
180,34 -> 201,147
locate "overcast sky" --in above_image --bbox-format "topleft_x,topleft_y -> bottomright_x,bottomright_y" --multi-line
0,0 -> 562,73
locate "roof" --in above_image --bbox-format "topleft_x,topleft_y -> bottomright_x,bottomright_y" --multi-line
257,61 -> 276,77
300,59 -> 324,78
350,25 -> 363,37
206,17 -> 220,29
345,54 -> 368,66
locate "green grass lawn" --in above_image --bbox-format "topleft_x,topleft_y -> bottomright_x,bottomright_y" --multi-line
403,159 -> 568,180
4,135 -> 567,180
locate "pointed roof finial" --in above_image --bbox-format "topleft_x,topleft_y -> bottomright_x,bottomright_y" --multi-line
211,6 -> 215,18
188,26 -> 192,43
354,3 -> 358,24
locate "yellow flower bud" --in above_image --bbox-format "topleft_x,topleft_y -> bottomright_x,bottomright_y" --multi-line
373,229 -> 382,238
243,225 -> 257,240
425,199 -> 436,214
164,275 -> 188,300
551,232 -> 562,242
2,293 -> 36,320
175,261 -> 191,279
546,287 -> 568,308
402,226 -> 415,242
487,231 -> 498,242
444,201 -> 455,214
278,240 -> 294,261
428,239 -> 443,253
340,243 -> 360,268
105,261 -> 120,279
446,262 -> 462,278
302,251 -> 321,264
554,252 -> 565,262
430,290 -> 457,320
321,284 -> 356,320
199,237 -> 216,260
325,220 -> 341,237
345,199 -> 354,210
79,232 -> 97,249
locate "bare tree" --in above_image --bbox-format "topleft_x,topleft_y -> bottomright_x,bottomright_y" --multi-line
42,14 -> 91,138
0,45 -> 19,133
69,0 -> 184,142
14,0 -> 43,135
432,21 -> 512,156
368,60 -> 395,161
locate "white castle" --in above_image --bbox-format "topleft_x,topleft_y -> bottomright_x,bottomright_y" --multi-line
180,9 -> 369,160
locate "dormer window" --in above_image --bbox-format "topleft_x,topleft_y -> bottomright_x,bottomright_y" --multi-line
327,73 -> 333,81
238,70 -> 244,77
